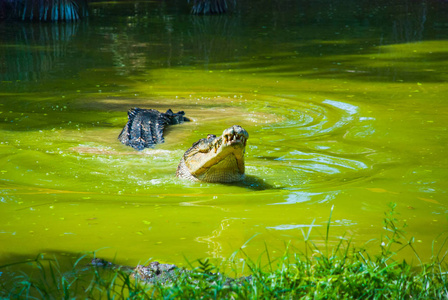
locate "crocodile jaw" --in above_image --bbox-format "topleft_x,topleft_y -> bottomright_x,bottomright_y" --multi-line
190,141 -> 245,181
178,125 -> 248,183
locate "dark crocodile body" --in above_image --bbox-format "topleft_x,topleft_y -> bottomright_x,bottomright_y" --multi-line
118,108 -> 188,150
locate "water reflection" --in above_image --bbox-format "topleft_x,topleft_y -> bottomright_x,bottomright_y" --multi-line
1,0 -> 446,83
273,191 -> 338,205
188,15 -> 242,68
267,224 -> 322,230
196,218 -> 234,258
283,151 -> 369,173
0,22 -> 81,82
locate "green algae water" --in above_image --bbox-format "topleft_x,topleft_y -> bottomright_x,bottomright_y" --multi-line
1,0 -> 448,268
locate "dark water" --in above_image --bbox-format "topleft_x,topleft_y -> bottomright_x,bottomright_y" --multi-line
1,0 -> 448,268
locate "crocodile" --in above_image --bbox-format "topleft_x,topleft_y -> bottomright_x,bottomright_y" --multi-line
176,125 -> 249,183
118,108 -> 188,150
90,258 -> 252,286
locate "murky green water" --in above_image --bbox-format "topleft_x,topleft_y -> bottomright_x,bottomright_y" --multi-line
1,0 -> 447,267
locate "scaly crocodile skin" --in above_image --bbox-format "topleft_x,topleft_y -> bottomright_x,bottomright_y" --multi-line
176,125 -> 249,183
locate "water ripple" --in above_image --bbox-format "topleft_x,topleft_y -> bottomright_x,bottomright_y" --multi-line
249,95 -> 386,194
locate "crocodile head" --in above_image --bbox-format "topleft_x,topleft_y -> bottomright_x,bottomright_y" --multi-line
176,125 -> 249,182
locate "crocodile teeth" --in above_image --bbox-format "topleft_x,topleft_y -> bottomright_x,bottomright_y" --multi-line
223,133 -> 246,146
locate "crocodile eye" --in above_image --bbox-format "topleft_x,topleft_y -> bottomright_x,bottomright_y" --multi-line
207,134 -> 216,140
191,138 -> 213,153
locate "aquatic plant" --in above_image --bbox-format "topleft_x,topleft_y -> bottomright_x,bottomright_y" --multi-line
1,204 -> 447,299
2,0 -> 88,21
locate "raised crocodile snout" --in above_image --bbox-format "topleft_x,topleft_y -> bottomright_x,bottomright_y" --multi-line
222,125 -> 249,146
177,125 -> 249,182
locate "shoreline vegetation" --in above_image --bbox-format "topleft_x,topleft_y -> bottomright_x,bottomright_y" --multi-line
1,204 -> 447,299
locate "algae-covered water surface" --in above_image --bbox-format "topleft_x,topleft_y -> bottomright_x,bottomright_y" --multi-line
1,0 -> 447,268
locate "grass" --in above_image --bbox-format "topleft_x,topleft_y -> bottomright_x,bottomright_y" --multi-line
1,203 -> 447,299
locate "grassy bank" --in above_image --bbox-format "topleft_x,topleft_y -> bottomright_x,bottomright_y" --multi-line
1,204 -> 447,299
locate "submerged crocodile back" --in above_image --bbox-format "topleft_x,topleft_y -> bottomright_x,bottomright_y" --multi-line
118,108 -> 188,150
